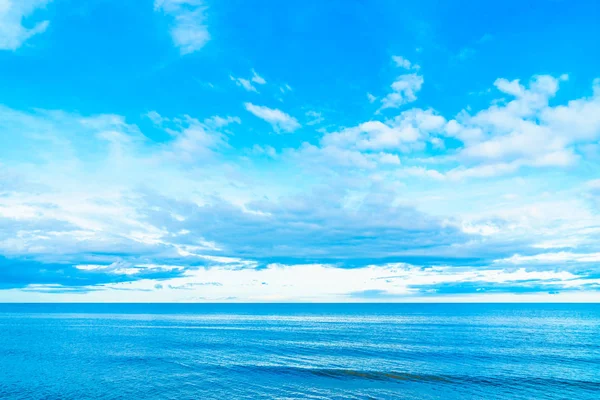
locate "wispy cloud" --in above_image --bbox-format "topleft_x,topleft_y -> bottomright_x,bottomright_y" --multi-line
279,84 -> 292,94
0,0 -> 51,50
230,76 -> 257,92
456,47 -> 475,61
477,33 -> 493,44
252,144 -> 276,158
154,0 -> 210,55
251,69 -> 266,85
392,55 -> 420,70
244,103 -> 300,133
305,110 -> 324,126
230,70 -> 267,92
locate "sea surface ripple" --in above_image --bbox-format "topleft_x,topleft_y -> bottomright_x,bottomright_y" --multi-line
0,303 -> 598,399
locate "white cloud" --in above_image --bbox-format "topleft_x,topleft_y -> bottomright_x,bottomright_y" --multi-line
292,143 -> 377,169
0,105 -> 269,270
444,75 -> 600,174
392,55 -> 419,70
305,110 -> 324,126
446,161 -> 522,180
75,261 -> 181,276
4,263 -> 597,302
392,55 -> 411,69
397,166 -> 445,180
372,57 -> 422,111
587,179 -> 600,189
230,76 -> 257,92
496,251 -> 600,264
231,70 -> 266,92
379,73 -> 424,110
162,114 -> 234,160
279,83 -> 292,94
244,102 -> 300,133
154,0 -> 210,55
0,0 -> 51,50
145,110 -> 166,125
494,78 -> 526,97
204,115 -> 241,129
430,137 -> 445,149
322,109 -> 444,152
376,153 -> 401,165
252,144 -> 276,158
3,60 -> 600,303
251,69 -> 266,85
540,78 -> 600,141
295,75 -> 600,185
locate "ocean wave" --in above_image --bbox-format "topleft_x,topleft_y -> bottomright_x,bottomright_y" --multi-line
227,365 -> 600,390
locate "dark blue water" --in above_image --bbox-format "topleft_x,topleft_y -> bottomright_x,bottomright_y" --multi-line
1,304 -> 599,399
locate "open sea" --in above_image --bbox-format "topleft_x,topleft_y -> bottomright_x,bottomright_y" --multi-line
0,303 -> 598,399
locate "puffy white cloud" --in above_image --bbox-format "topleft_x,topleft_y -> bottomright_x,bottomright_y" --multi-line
540,79 -> 600,141
244,103 -> 300,133
0,0 -> 51,50
377,152 -> 401,165
371,57 -> 422,111
443,75 -> 600,174
321,109 -> 444,152
154,0 -> 210,55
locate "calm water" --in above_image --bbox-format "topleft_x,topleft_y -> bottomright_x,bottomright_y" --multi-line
0,304 -> 599,399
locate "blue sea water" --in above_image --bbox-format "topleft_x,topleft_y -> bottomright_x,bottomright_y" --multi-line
0,304 -> 599,399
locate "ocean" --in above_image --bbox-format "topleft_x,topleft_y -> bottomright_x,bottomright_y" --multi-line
0,304 -> 598,399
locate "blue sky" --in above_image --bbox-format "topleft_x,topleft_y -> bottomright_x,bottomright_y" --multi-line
1,0 -> 599,302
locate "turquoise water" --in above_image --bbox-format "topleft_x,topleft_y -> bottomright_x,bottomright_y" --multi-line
0,304 -> 598,399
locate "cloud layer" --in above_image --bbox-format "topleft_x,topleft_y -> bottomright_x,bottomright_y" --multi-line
1,7 -> 599,302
